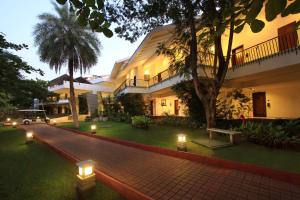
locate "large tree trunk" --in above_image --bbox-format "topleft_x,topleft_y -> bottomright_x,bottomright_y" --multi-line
202,93 -> 217,128
68,59 -> 79,128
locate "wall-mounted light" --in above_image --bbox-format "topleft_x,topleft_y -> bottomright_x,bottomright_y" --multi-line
161,99 -> 166,106
26,131 -> 34,144
91,125 -> 96,134
144,69 -> 150,81
76,160 -> 96,194
177,134 -> 187,151
267,100 -> 271,108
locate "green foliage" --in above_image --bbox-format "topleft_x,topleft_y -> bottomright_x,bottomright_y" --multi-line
34,3 -> 102,127
216,89 -> 251,120
265,0 -> 287,21
0,127 -> 124,200
33,4 -> 101,74
171,80 -> 206,124
131,115 -> 151,129
0,34 -> 46,109
153,114 -> 204,129
102,95 -> 121,116
116,93 -> 145,116
10,79 -> 49,109
236,120 -> 300,150
56,0 -> 113,37
102,94 -> 145,123
78,95 -> 88,114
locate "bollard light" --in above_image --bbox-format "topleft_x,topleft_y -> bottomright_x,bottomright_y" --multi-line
76,160 -> 96,195
91,124 -> 96,134
26,131 -> 34,143
12,121 -> 17,128
53,120 -> 57,125
6,118 -> 11,122
177,134 -> 187,151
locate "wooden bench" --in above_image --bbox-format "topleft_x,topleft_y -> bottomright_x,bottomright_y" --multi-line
207,128 -> 242,144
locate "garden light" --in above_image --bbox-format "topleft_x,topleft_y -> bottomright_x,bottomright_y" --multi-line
53,119 -> 57,125
6,118 -> 11,122
12,121 -> 17,128
91,124 -> 96,134
26,131 -> 34,143
76,160 -> 96,195
177,134 -> 187,151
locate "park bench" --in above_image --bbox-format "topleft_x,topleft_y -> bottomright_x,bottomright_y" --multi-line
207,128 -> 242,144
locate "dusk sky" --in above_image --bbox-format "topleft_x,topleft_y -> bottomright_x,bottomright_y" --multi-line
0,0 -> 144,81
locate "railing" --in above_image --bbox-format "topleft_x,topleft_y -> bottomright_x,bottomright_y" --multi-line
114,29 -> 299,94
148,68 -> 177,86
114,79 -> 149,95
231,28 -> 299,69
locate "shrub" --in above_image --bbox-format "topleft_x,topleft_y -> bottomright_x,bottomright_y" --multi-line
132,116 -> 151,129
235,120 -> 300,151
116,93 -> 145,116
151,114 -> 205,129
171,80 -> 206,124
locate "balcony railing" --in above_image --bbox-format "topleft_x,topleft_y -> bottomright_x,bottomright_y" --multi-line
114,28 -> 299,95
231,28 -> 299,69
114,79 -> 149,95
148,68 -> 177,86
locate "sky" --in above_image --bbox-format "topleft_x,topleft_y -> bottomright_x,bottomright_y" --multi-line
0,0 -> 144,81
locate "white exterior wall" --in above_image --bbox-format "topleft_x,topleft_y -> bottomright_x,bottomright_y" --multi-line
153,95 -> 186,116
222,9 -> 300,55
265,84 -> 300,119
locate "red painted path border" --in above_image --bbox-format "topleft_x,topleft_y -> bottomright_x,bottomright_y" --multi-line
56,125 -> 300,186
32,132 -> 153,200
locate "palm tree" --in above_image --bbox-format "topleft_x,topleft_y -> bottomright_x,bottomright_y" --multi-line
33,4 -> 101,127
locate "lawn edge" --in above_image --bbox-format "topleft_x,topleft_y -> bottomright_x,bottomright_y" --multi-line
21,127 -> 153,200
54,125 -> 300,186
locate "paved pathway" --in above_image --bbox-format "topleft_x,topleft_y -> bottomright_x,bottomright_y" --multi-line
24,124 -> 300,200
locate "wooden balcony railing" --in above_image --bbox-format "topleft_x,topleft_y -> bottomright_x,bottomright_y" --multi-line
114,28 -> 299,95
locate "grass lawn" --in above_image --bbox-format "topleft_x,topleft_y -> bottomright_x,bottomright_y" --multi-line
0,126 -> 124,200
59,121 -> 300,174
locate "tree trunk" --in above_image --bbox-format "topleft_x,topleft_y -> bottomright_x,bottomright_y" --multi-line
68,59 -> 79,128
203,94 -> 217,128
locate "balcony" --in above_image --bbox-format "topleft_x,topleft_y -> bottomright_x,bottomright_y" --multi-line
227,28 -> 300,79
114,28 -> 300,95
49,81 -> 114,93
114,79 -> 149,95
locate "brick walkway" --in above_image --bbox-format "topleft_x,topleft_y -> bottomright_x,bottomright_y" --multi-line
24,124 -> 300,200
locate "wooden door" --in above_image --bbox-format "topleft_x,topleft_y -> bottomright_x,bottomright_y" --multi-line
150,100 -> 154,116
252,92 -> 266,117
133,75 -> 137,86
232,45 -> 244,66
174,100 -> 179,115
157,73 -> 162,82
278,22 -> 298,51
